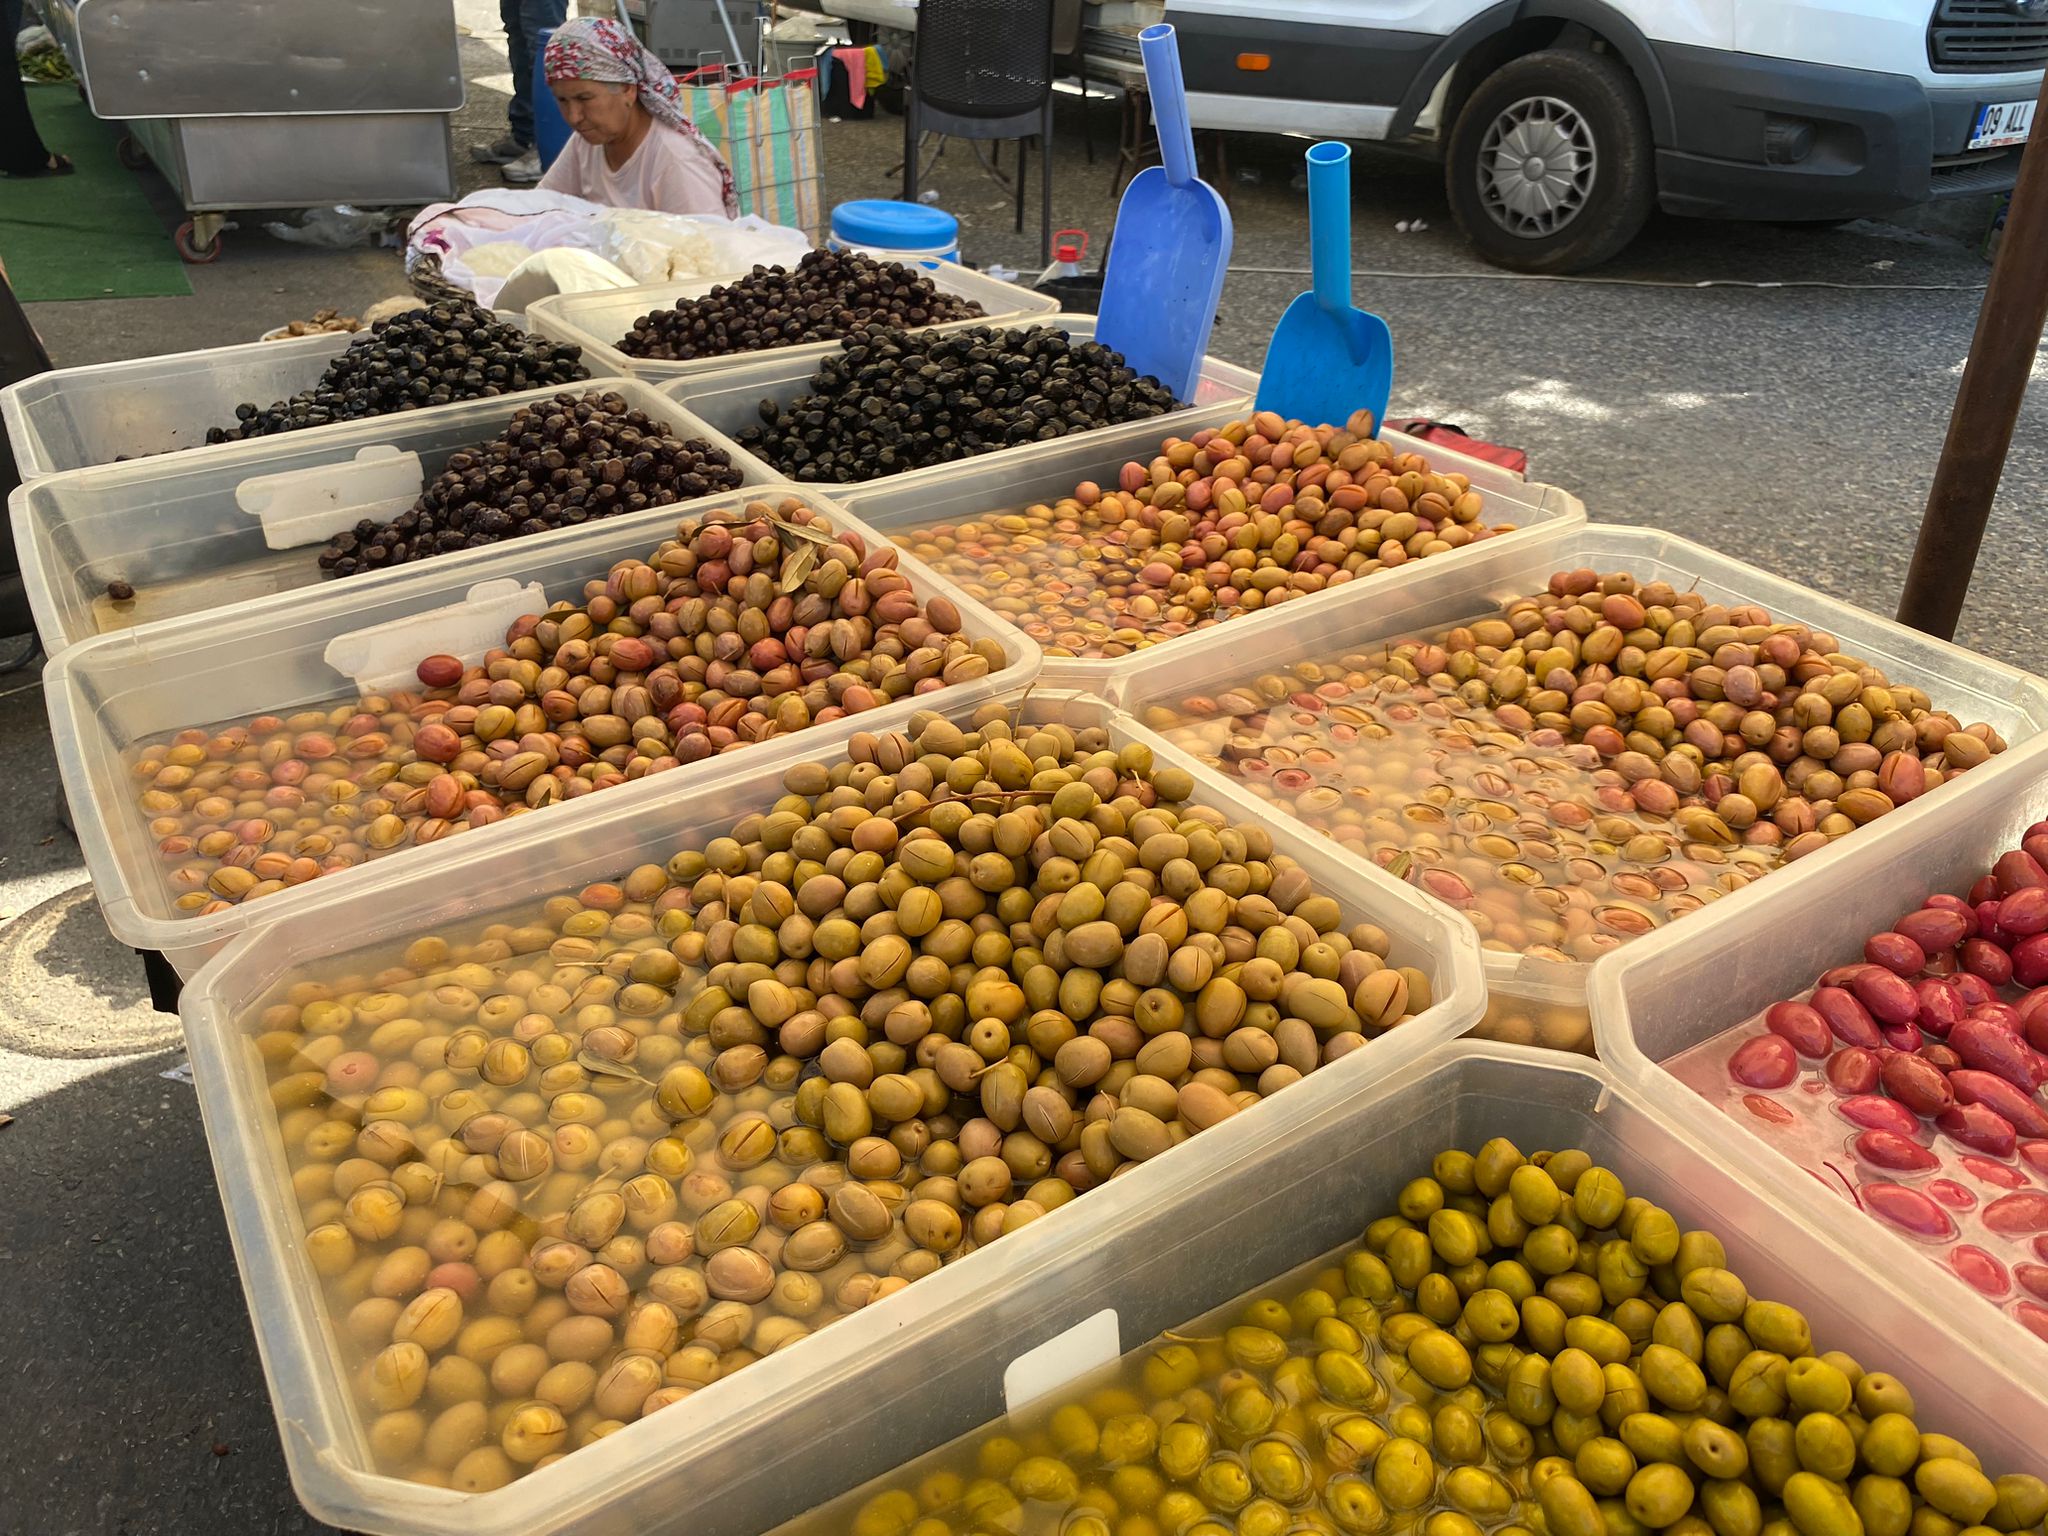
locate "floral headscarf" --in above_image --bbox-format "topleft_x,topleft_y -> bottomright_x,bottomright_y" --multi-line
544,18 -> 739,216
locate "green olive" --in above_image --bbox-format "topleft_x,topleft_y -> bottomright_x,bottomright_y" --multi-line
1793,1414 -> 1856,1482
1626,1463 -> 1698,1529
1326,1415 -> 1391,1473
1854,1475 -> 1915,1536
1683,1420 -> 1749,1481
1197,1456 -> 1253,1513
1158,1419 -> 1213,1482
1316,1350 -> 1388,1411
1576,1437 -> 1639,1497
1746,1303 -> 1814,1364
1917,1460 -> 1999,1525
1783,1472 -> 1863,1536
1372,1438 -> 1437,1512
1679,1269 -> 1748,1325
1325,1475 -> 1388,1535
1538,1473 -> 1607,1536
1701,1478 -> 1764,1536
1619,1412 -> 1686,1469
1248,1438 -> 1312,1503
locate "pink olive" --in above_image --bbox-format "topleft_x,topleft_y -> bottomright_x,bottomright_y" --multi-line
1863,931 -> 1928,977
1879,1019 -> 1924,1053
1825,1048 -> 1883,1095
1880,1051 -> 1955,1116
1765,1000 -> 1833,1059
1728,1034 -> 1798,1089
1915,979 -> 1966,1038
1953,972 -> 1999,1009
1820,963 -> 1878,990
1852,1130 -> 1939,1172
1850,967 -> 1921,1026
1983,1192 -> 2048,1235
1896,906 -> 1970,954
1811,986 -> 1882,1049
1919,1042 -> 1964,1073
1949,1245 -> 2011,1297
2016,1263 -> 2048,1302
1938,1099 -> 2020,1157
1962,938 -> 2015,987
2001,886 -> 2048,938
1960,1154 -> 2028,1190
1926,893 -> 1981,937
1996,849 -> 2048,894
2025,1142 -> 2048,1177
1836,1094 -> 1921,1135
1863,1181 -> 1957,1241
1950,1021 -> 2043,1097
1928,1178 -> 1977,1211
2015,933 -> 2048,989
2019,1303 -> 2048,1344
1970,874 -> 2001,906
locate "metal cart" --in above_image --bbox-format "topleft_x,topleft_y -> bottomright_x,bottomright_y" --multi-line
39,0 -> 464,263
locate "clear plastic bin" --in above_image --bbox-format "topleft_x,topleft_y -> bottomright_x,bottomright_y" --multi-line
1,313 -> 545,481
526,261 -> 1062,386
831,417 -> 1586,693
173,692 -> 1488,1536
1590,730 -> 2048,1380
1116,523 -> 2048,1053
10,377 -> 763,656
765,1039 -> 2047,1536
44,485 -> 1040,975
662,315 -> 1259,492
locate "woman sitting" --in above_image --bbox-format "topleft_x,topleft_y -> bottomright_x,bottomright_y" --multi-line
539,18 -> 738,218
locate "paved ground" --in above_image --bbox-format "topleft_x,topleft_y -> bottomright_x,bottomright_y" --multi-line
4,7 -> 2045,1533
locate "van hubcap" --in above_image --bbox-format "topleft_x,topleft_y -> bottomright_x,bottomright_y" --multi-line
1478,95 -> 1597,237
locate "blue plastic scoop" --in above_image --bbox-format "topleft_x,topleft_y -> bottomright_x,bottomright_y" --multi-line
1256,142 -> 1393,432
1096,23 -> 1232,405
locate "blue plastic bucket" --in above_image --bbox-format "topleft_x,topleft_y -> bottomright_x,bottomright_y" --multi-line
828,200 -> 961,267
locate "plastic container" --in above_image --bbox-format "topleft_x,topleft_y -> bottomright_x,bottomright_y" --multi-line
829,199 -> 961,264
832,416 -> 1585,694
1591,729 -> 2048,1378
1,313 -> 540,481
665,315 -> 1259,493
1117,523 -> 2048,1054
44,485 -> 1040,977
763,1041 -> 2047,1536
10,377 -> 760,657
173,691 -> 1488,1536
525,260 -> 1060,386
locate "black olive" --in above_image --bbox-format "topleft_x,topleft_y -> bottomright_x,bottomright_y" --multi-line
313,390 -> 742,579
615,249 -> 984,362
731,325 -> 1179,484
203,302 -> 588,445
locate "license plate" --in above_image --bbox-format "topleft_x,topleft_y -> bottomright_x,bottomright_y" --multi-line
1970,99 -> 2035,150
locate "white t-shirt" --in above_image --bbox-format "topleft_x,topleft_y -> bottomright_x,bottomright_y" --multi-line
540,121 -> 730,217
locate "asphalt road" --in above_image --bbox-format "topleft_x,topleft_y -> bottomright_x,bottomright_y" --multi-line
4,14 -> 2045,1535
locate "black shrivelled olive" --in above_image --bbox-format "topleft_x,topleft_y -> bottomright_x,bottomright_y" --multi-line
733,325 -> 1180,484
315,391 -> 741,578
616,249 -> 983,362
204,302 -> 588,446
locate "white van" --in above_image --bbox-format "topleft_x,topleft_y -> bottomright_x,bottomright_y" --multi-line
1165,0 -> 2045,270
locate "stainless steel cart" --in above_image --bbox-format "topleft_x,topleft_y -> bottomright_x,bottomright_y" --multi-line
40,0 -> 464,263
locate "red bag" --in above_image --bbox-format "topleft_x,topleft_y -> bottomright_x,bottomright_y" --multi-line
1392,418 -> 1527,476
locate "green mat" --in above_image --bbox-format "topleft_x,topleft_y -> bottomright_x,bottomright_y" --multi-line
2,83 -> 192,301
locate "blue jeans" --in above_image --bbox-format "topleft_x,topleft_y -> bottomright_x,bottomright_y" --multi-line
503,0 -> 569,147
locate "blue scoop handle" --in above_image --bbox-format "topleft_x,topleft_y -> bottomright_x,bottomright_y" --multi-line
1140,23 -> 1197,189
1308,141 -> 1352,313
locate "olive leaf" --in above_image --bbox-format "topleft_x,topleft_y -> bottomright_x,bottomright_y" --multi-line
770,514 -> 834,547
577,1050 -> 655,1086
780,541 -> 818,593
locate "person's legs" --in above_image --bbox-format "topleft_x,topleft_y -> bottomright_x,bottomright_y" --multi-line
502,0 -> 536,148
498,0 -> 567,181
0,0 -> 61,178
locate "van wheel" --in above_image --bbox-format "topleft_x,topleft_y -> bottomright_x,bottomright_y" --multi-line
1446,48 -> 1654,274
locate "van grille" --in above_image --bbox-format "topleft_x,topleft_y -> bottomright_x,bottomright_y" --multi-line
1929,0 -> 2048,71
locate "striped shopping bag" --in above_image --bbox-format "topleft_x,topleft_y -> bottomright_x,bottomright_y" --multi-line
678,66 -> 825,241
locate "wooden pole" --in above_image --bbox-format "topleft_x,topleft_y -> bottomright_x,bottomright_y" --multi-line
1896,69 -> 2048,641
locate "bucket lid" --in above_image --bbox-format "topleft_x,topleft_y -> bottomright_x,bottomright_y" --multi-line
831,199 -> 960,249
